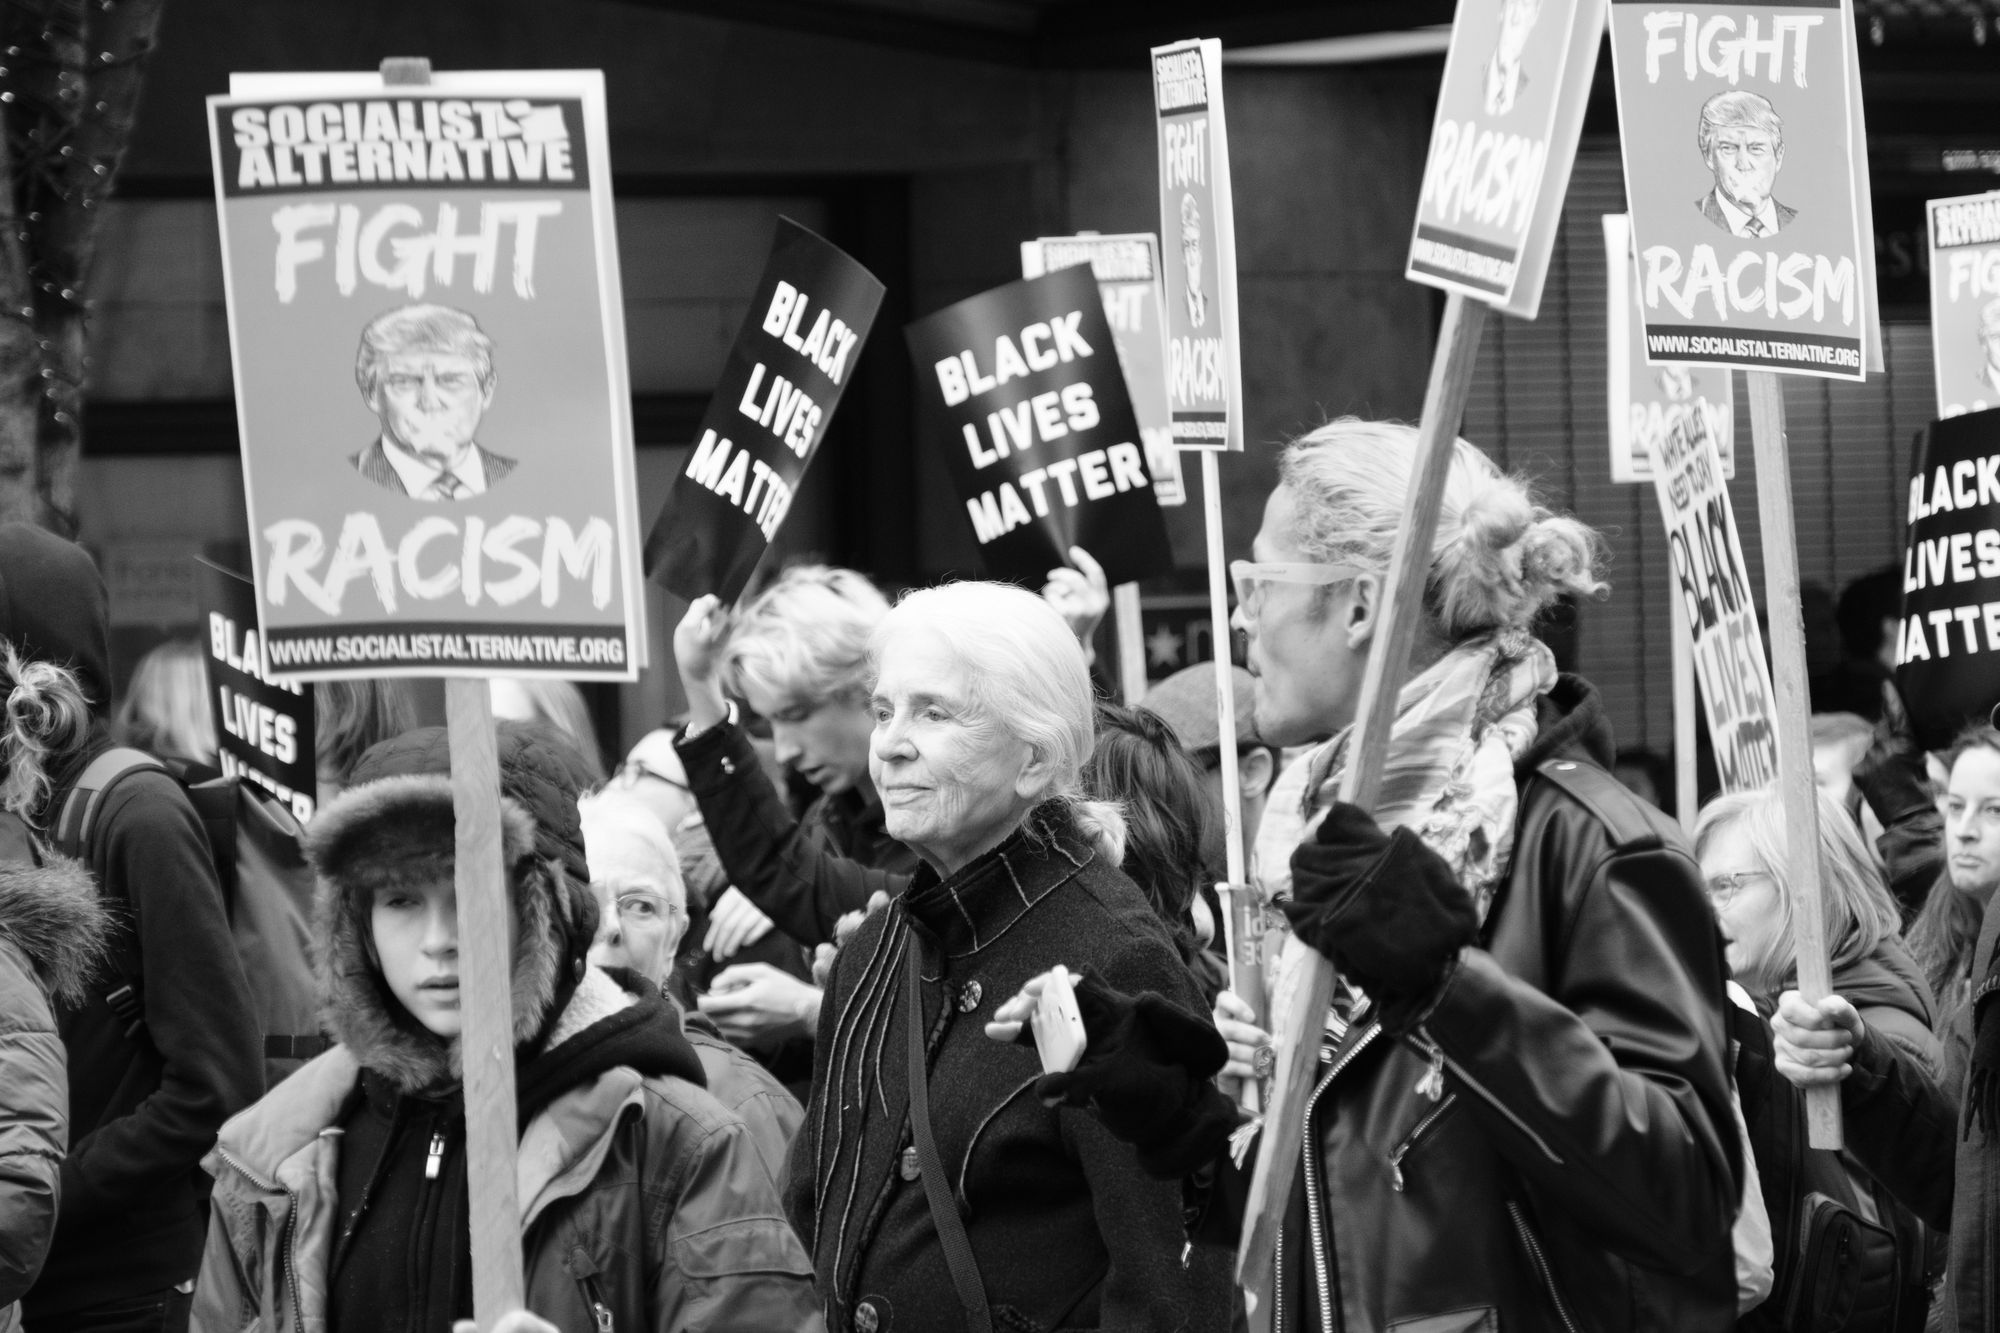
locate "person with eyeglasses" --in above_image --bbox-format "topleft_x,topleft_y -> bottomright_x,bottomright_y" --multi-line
983,416 -> 1742,1333
1693,785 -> 1938,1328
579,790 -> 803,1187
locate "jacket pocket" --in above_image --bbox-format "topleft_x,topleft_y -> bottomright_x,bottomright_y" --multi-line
1387,1093 -> 1460,1194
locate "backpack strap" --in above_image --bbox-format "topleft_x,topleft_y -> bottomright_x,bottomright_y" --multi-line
53,747 -> 168,1040
52,747 -> 168,866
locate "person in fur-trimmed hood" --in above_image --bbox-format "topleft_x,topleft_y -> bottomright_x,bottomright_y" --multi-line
191,721 -> 822,1333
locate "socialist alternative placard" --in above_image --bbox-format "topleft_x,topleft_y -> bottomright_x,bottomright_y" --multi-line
1606,214 -> 1736,483
1020,232 -> 1185,506
1646,405 -> 1779,790
1152,39 -> 1243,452
647,220 -> 885,603
1406,0 -> 1606,318
1929,192 -> 2000,419
1609,0 -> 1874,380
1895,410 -> 2000,750
199,560 -> 318,822
907,264 -> 1176,587
208,70 -> 645,679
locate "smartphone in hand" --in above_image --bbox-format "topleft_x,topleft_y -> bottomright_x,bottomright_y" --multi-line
1031,965 -> 1088,1074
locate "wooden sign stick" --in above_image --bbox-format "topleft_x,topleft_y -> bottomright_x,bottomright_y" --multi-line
1669,564 -> 1698,833
447,678 -> 528,1320
1745,369 -> 1842,1149
1200,448 -> 1264,1117
1238,291 -> 1490,1297
1113,581 -> 1147,704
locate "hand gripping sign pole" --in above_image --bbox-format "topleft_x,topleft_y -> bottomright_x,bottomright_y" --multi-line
1237,291 -> 1490,1297
1746,370 -> 1842,1148
381,55 -> 528,1325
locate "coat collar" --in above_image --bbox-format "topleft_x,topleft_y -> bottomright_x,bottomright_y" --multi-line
899,803 -> 1093,960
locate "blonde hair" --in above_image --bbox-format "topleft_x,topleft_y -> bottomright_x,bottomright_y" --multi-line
1692,785 -> 1902,996
722,565 -> 889,708
872,581 -> 1124,863
114,638 -> 215,765
1278,418 -> 1605,639
1,639 -> 93,820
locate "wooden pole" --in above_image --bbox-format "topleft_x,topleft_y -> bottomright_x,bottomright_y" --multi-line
1745,369 -> 1842,1150
1199,448 -> 1267,1117
1669,563 -> 1698,833
1237,291 -> 1490,1298
446,679 -> 528,1320
1113,581 -> 1147,705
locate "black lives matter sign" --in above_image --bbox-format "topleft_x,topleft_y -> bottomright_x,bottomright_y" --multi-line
1897,410 -> 2000,749
647,219 -> 885,603
199,560 -> 317,821
907,264 -> 1174,587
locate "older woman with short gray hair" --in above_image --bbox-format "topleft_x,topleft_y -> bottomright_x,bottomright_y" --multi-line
786,580 -> 1229,1333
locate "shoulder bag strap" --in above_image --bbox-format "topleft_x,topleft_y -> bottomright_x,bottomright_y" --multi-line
904,945 -> 992,1333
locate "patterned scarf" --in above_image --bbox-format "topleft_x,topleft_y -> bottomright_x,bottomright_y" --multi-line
1285,629 -> 1556,922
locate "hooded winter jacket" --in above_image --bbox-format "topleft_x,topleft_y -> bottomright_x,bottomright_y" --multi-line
0,829 -> 107,1333
192,736 -> 821,1333
0,524 -> 263,1319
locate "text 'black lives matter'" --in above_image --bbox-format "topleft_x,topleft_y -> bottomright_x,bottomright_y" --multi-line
905,264 -> 1175,587
646,218 -> 886,603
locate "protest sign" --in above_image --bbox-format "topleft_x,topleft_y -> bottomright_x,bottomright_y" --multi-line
1894,410 -> 2000,750
1021,233 -> 1185,505
1928,192 -> 2000,419
649,220 -> 885,603
907,264 -> 1175,588
1608,0 -> 1875,381
1605,213 -> 1737,483
199,560 -> 317,822
1642,382 -> 1780,790
1405,0 -> 1606,319
1152,39 -> 1243,452
208,70 -> 645,680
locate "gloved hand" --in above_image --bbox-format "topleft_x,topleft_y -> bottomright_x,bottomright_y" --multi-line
986,971 -> 1241,1178
1283,802 -> 1478,1023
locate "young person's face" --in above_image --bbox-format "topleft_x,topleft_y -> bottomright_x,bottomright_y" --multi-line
1945,746 -> 2000,900
742,680 -> 876,798
371,876 -> 516,1038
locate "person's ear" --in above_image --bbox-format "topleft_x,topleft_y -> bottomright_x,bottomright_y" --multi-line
479,377 -> 496,411
1013,742 -> 1058,802
1344,573 -> 1382,650
1239,745 -> 1277,799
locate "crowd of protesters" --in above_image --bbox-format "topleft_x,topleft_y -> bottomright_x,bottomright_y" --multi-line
0,414 -> 1992,1333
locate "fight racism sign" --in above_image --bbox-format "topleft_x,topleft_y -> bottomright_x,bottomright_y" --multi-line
208,70 -> 646,679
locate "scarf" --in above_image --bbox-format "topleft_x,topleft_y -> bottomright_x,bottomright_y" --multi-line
1295,628 -> 1555,922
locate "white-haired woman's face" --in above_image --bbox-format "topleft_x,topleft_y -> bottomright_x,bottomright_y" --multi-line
868,627 -> 1043,875
588,871 -> 685,989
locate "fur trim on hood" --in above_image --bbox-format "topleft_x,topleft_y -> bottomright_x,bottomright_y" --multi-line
0,842 -> 109,1007
305,773 -> 590,1094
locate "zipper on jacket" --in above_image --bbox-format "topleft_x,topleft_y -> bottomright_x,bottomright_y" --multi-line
1507,1200 -> 1581,1333
1301,1020 -> 1380,1328
578,1272 -> 615,1332
425,1130 -> 446,1181
1387,1093 -> 1459,1193
215,1146 -> 308,1333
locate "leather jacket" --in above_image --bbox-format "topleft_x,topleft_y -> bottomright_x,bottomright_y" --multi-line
1265,682 -> 1741,1333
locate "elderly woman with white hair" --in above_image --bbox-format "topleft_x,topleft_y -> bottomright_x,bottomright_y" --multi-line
786,581 -> 1229,1333
579,791 -> 804,1185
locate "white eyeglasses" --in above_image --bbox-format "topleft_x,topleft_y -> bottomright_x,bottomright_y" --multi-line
1229,560 -> 1364,611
